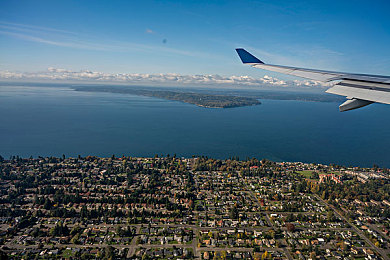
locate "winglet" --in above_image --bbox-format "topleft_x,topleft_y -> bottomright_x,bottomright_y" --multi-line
235,48 -> 264,64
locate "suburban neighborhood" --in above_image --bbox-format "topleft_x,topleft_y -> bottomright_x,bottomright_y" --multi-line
0,155 -> 389,259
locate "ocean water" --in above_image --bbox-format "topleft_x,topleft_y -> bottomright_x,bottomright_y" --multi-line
1,84 -> 389,168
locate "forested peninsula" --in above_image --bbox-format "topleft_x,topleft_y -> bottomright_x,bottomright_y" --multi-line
72,86 -> 261,108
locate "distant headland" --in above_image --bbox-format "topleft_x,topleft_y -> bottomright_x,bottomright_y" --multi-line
72,86 -> 261,108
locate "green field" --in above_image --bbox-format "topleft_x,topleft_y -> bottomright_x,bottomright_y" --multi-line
296,170 -> 316,178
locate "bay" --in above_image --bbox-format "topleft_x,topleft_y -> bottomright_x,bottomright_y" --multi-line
1,84 -> 389,167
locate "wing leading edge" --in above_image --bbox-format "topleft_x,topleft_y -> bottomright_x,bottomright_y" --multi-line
236,48 -> 390,111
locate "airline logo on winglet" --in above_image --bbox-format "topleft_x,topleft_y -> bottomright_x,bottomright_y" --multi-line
235,48 -> 264,64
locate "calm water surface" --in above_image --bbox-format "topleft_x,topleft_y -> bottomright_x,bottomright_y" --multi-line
1,85 -> 389,167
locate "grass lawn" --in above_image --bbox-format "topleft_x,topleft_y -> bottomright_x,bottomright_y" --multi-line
296,170 -> 315,178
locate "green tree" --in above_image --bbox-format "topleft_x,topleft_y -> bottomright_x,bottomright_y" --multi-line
229,206 -> 239,220
104,245 -> 114,260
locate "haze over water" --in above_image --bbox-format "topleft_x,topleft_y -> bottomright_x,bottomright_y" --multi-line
1,84 -> 389,168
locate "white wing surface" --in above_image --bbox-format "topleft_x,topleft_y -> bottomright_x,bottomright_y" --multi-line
236,48 -> 390,111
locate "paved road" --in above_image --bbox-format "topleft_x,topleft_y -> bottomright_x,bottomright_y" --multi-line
368,223 -> 390,242
126,225 -> 140,258
243,178 -> 293,260
314,194 -> 389,260
193,228 -> 200,258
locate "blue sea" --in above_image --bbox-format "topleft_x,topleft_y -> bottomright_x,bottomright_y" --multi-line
1,84 -> 389,168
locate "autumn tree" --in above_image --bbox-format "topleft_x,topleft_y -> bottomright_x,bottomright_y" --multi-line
286,223 -> 295,232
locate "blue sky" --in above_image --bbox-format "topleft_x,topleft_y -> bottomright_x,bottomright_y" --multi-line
0,0 -> 389,87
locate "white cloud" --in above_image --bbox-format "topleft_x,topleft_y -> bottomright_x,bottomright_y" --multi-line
0,21 -> 77,35
0,68 -> 329,89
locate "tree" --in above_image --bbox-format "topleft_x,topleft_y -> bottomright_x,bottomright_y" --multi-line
229,206 -> 239,220
70,225 -> 81,236
116,226 -> 122,236
286,223 -> 295,232
327,211 -> 335,222
70,234 -> 80,244
269,230 -> 275,239
312,172 -> 319,179
141,253 -> 150,260
43,198 -> 53,210
0,250 -> 8,260
104,245 -> 114,260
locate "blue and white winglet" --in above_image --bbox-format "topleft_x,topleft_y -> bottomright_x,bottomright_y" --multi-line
236,48 -> 390,111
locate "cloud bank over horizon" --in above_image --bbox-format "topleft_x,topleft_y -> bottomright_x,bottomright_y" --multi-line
0,68 -> 329,89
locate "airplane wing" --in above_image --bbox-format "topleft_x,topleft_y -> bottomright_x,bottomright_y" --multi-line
236,48 -> 390,111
